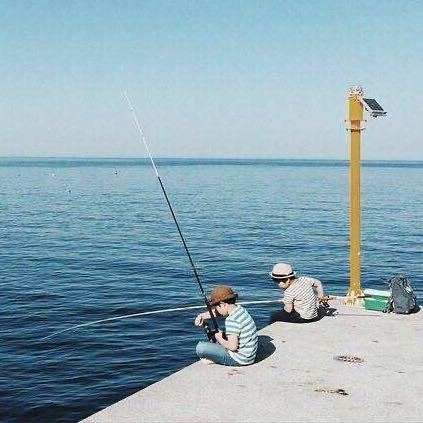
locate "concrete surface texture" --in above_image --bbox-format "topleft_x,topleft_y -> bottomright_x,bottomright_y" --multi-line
82,301 -> 423,423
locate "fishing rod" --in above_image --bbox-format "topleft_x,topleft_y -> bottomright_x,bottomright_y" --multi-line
124,92 -> 219,341
40,299 -> 283,341
41,295 -> 340,341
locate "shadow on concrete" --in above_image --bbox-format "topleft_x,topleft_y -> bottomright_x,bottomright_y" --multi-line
255,335 -> 276,363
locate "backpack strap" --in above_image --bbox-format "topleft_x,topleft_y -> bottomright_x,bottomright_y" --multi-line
383,296 -> 393,313
381,277 -> 393,313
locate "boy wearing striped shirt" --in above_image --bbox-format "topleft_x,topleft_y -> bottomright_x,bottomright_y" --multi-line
194,285 -> 258,366
269,262 -> 325,324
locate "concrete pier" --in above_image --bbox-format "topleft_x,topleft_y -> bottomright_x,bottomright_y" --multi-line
82,301 -> 422,423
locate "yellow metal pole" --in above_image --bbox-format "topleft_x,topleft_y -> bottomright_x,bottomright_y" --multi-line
346,88 -> 364,306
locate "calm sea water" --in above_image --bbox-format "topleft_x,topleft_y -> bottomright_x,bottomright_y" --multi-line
1,158 -> 422,422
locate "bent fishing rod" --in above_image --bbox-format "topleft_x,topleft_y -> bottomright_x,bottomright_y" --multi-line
40,295 -> 338,340
40,299 -> 284,341
124,92 -> 219,341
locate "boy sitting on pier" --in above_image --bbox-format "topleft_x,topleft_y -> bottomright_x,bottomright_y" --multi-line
269,262 -> 325,324
194,285 -> 258,366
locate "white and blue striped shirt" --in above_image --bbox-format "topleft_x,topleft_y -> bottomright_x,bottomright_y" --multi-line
225,305 -> 258,365
283,276 -> 318,319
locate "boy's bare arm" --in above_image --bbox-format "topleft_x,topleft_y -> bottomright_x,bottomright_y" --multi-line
284,301 -> 293,313
313,279 -> 325,300
194,309 -> 218,326
215,332 -> 239,351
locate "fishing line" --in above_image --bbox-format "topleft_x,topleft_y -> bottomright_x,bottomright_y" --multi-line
41,299 -> 284,341
123,92 -> 219,340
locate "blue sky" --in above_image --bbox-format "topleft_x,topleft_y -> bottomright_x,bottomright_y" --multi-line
1,0 -> 422,159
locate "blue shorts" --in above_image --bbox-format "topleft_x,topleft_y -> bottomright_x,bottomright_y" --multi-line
196,341 -> 242,366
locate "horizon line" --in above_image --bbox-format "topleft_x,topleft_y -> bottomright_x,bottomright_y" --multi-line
1,156 -> 423,163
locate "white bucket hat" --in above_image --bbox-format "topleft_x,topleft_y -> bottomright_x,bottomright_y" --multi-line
269,262 -> 296,280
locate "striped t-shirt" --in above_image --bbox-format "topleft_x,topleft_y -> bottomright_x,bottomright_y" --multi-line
283,276 -> 319,319
225,305 -> 258,365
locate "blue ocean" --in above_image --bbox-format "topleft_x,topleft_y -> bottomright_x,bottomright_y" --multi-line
1,158 -> 422,422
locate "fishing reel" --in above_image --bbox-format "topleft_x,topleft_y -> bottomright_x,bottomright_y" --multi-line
202,322 -> 218,343
318,297 -> 331,309
202,322 -> 228,343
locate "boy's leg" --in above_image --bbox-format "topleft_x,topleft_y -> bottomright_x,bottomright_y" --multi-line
269,309 -> 302,324
296,315 -> 321,323
196,341 -> 241,366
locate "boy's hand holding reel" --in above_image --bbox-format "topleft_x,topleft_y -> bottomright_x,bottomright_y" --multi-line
194,298 -> 227,343
318,296 -> 333,308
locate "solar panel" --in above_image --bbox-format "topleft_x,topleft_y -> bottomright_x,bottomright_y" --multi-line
361,98 -> 386,117
362,99 -> 384,111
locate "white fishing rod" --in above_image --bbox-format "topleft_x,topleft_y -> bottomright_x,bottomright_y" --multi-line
41,295 -> 340,340
123,92 -> 220,341
41,299 -> 283,341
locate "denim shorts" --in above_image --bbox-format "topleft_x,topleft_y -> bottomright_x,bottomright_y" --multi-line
196,341 -> 242,366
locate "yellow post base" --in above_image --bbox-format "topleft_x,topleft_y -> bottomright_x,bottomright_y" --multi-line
344,288 -> 364,306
